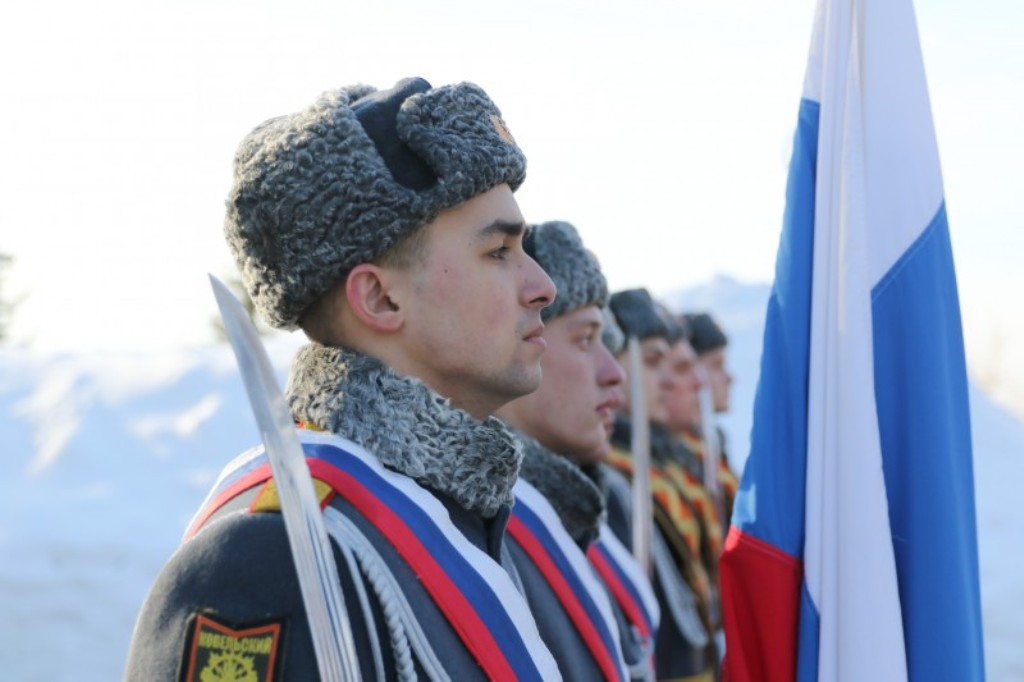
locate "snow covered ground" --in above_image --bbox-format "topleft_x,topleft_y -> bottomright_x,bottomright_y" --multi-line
1,280 -> 1020,680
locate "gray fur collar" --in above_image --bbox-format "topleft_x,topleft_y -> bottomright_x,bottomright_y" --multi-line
515,433 -> 605,548
286,343 -> 522,518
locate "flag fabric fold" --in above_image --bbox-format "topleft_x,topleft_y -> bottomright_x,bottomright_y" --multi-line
718,0 -> 986,680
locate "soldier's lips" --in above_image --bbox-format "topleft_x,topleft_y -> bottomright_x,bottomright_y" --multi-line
523,324 -> 547,349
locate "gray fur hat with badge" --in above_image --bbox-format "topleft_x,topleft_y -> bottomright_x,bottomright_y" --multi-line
600,306 -> 625,355
225,77 -> 526,330
684,312 -> 728,355
522,220 -> 608,322
608,288 -> 669,342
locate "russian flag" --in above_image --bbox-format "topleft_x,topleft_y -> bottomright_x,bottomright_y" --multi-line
718,0 -> 986,680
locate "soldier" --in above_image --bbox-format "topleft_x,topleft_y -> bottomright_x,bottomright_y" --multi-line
656,310 -> 734,668
684,313 -> 733,416
606,289 -> 717,682
496,221 -> 659,681
679,312 -> 740,525
124,77 -> 562,681
661,317 -> 705,454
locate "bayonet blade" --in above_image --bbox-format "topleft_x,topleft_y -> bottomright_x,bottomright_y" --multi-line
627,337 -> 653,577
210,275 -> 360,682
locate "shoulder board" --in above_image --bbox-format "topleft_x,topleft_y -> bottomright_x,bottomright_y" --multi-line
248,477 -> 336,514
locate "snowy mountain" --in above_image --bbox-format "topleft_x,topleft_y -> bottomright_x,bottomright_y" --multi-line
1,279 -> 1020,680
0,341 -> 302,681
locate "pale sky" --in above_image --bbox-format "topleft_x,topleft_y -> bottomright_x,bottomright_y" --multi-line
2,0 -> 1022,410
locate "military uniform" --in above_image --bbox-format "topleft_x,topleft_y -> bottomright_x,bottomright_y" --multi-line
125,347 -> 560,681
605,289 -> 731,681
493,221 -> 660,681
510,434 -> 658,681
679,426 -> 740,531
606,419 -> 718,682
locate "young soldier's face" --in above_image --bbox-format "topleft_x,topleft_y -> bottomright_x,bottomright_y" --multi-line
700,347 -> 732,413
617,336 -> 673,425
662,339 -> 704,431
499,305 -> 625,463
392,184 -> 556,419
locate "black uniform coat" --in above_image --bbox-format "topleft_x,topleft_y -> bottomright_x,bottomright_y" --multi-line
124,345 -> 560,681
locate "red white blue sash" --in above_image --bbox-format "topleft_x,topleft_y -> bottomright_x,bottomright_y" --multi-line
587,523 -> 661,646
184,444 -> 273,541
510,480 -> 628,682
185,431 -> 562,682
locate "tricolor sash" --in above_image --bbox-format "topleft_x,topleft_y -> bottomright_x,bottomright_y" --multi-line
510,480 -> 628,682
185,430 -> 562,682
587,523 -> 660,645
184,444 -> 273,542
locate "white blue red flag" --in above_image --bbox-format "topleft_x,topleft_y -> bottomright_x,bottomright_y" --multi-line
718,0 -> 986,680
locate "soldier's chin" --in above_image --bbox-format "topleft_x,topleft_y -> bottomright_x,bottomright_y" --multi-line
501,364 -> 543,401
526,363 -> 546,392
573,437 -> 611,466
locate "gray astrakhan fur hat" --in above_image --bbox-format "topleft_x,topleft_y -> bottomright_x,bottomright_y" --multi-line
654,302 -> 686,345
608,288 -> 670,342
600,306 -> 626,355
684,312 -> 728,355
225,77 -> 526,329
523,221 -> 608,322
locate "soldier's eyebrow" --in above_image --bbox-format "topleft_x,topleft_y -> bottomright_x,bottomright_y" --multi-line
474,219 -> 526,243
567,320 -> 602,341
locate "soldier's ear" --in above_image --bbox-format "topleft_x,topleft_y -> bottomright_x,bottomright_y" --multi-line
345,263 -> 403,333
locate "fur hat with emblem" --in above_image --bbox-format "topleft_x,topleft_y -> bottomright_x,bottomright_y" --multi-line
225,77 -> 526,329
523,221 -> 608,322
600,306 -> 626,355
683,312 -> 728,355
608,288 -> 670,342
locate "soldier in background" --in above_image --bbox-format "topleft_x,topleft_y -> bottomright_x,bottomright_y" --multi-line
497,221 -> 659,681
605,289 -> 717,682
680,312 -> 740,525
657,310 -> 735,668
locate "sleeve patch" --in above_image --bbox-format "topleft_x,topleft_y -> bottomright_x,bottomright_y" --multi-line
181,613 -> 284,682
